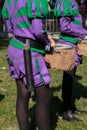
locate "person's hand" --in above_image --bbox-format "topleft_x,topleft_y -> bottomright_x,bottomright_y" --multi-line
8,33 -> 13,39
81,39 -> 87,45
84,35 -> 87,40
48,35 -> 55,47
50,37 -> 56,47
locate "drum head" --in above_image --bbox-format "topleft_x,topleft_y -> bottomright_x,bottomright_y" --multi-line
54,43 -> 73,50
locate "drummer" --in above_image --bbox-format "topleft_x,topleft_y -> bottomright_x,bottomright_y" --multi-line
54,0 -> 87,121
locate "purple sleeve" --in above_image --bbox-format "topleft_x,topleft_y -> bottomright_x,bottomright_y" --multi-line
59,15 -> 87,39
6,19 -> 13,33
3,0 -> 13,34
31,18 -> 51,46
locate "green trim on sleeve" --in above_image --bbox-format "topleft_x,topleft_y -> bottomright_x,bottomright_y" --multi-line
2,3 -> 10,18
30,48 -> 45,54
7,0 -> 12,7
16,22 -> 30,28
59,34 -> 78,44
16,0 -> 19,2
73,20 -> 80,25
15,7 -> 26,18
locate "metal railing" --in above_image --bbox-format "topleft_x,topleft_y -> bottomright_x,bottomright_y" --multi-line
45,10 -> 59,35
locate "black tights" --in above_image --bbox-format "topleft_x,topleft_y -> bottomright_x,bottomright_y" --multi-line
16,79 -> 51,130
62,67 -> 77,111
35,86 -> 51,130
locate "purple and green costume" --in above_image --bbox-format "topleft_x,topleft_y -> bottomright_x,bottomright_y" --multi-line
2,0 -> 51,87
54,0 -> 87,66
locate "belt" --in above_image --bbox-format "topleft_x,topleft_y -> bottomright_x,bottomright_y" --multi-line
15,36 -> 45,50
15,36 -> 26,43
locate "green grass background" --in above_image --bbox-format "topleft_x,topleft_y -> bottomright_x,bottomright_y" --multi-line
0,39 -> 87,130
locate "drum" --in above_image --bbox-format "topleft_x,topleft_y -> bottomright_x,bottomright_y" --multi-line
77,39 -> 87,56
45,43 -> 75,71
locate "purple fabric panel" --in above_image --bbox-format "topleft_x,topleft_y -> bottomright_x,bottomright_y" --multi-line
31,18 -> 51,46
6,0 -> 15,15
39,0 -> 44,15
61,0 -> 64,13
31,0 -> 45,16
55,0 -> 60,10
13,28 -> 35,39
12,16 -> 29,25
6,1 -> 11,13
13,0 -> 26,14
11,0 -> 27,23
7,45 -> 51,87
59,17 -> 87,39
5,0 -> 13,33
70,0 -> 79,10
31,54 -> 51,87
32,0 -> 36,16
6,19 -> 13,33
74,14 -> 83,26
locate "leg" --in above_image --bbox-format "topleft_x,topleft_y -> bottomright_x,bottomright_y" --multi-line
61,67 -> 81,121
62,67 -> 77,111
16,79 -> 31,130
31,52 -> 51,129
35,85 -> 51,130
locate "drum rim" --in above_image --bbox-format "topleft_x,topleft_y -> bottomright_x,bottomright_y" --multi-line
55,43 -> 73,50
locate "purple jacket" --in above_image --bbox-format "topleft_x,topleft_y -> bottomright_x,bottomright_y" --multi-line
2,0 -> 51,46
54,0 -> 87,45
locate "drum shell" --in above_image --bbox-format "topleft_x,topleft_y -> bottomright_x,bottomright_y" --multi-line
78,40 -> 87,56
45,47 -> 75,71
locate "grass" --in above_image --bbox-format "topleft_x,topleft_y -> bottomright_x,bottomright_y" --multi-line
0,39 -> 87,130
